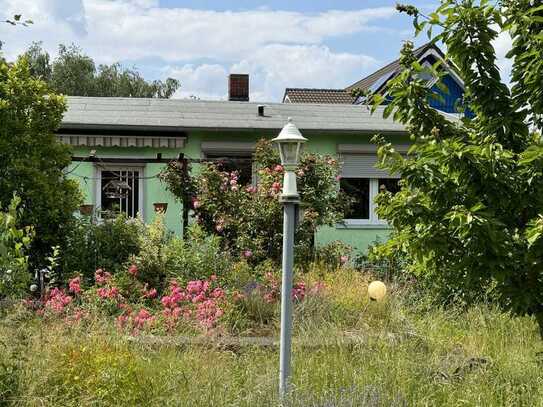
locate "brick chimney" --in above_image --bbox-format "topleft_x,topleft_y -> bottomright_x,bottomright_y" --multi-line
229,74 -> 249,102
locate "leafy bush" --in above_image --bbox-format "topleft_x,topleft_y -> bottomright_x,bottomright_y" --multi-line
162,139 -> 350,263
0,57 -> 81,268
365,2 -> 543,335
313,240 -> 353,270
131,218 -> 234,288
61,214 -> 141,282
0,196 -> 34,299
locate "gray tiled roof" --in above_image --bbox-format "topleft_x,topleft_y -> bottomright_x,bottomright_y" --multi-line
283,88 -> 355,104
62,96 -> 411,133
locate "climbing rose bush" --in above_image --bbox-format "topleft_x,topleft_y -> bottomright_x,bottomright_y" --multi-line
183,139 -> 351,263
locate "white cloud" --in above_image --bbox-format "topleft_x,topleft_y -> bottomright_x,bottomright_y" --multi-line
232,44 -> 378,101
166,63 -> 228,100
163,45 -> 378,101
493,30 -> 513,84
0,0 -> 395,100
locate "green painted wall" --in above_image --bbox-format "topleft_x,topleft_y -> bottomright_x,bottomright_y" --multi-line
67,146 -> 184,235
66,130 -> 408,252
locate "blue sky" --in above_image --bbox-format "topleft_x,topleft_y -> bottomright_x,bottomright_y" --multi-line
0,0 -> 510,101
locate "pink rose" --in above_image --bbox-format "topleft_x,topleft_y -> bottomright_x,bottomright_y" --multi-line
128,264 -> 138,277
68,277 -> 81,295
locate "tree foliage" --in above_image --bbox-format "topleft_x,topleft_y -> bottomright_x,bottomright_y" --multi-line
22,43 -> 180,98
0,196 -> 34,299
366,0 -> 543,336
0,56 -> 81,268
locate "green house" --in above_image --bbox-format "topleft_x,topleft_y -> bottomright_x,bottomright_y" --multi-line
58,45 -> 464,253
60,95 -> 420,253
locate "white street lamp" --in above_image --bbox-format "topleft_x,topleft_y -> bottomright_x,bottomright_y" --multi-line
272,117 -> 307,399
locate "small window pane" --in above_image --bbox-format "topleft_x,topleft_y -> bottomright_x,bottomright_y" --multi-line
378,178 -> 400,194
340,178 -> 370,219
101,170 -> 139,218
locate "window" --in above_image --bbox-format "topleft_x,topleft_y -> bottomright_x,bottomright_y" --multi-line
201,142 -> 256,186
97,167 -> 144,218
340,177 -> 400,225
204,153 -> 254,185
337,148 -> 405,226
340,178 -> 370,220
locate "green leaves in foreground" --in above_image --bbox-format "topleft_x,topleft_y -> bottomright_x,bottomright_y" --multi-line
365,0 -> 543,328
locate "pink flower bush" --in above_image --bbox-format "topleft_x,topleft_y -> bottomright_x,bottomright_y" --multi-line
242,249 -> 253,259
340,255 -> 349,265
68,277 -> 82,295
196,300 -> 224,329
97,286 -> 120,299
44,288 -> 73,314
95,269 -> 112,285
271,182 -> 282,195
192,197 -> 201,209
291,282 -> 306,302
160,278 -> 225,330
133,308 -> 155,330
309,281 -> 327,296
142,285 -> 158,299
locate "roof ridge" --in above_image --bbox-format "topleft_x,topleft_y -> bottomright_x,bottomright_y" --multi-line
284,88 -> 350,92
345,42 -> 438,92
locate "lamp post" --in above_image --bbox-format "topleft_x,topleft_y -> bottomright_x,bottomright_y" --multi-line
272,117 -> 307,398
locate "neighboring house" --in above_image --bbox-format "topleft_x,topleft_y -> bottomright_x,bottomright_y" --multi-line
284,42 -> 466,116
59,74 -> 458,253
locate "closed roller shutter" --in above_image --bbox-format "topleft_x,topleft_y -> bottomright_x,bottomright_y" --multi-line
339,153 -> 397,179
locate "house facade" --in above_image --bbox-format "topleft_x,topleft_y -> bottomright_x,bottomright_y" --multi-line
60,45 -> 464,253
60,96 -> 428,252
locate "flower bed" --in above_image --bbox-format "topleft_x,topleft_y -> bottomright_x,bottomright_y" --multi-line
26,263 -> 328,335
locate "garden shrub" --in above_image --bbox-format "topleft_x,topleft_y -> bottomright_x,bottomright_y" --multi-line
161,139 -> 350,263
364,1 -> 543,336
0,57 -> 81,269
163,224 -> 234,282
313,240 -> 353,271
61,214 -> 141,283
0,195 -> 34,299
131,219 -> 234,288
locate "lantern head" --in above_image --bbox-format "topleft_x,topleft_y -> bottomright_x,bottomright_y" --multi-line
272,118 -> 307,169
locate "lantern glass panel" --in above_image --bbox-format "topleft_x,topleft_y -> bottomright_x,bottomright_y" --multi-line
279,142 -> 299,166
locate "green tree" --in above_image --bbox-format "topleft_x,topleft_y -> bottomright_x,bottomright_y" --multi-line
23,41 -> 52,81
0,56 -> 81,269
365,1 -> 543,338
0,196 -> 34,299
51,44 -> 96,96
24,43 -> 180,98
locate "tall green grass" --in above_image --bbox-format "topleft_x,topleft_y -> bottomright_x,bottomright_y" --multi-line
1,270 -> 542,406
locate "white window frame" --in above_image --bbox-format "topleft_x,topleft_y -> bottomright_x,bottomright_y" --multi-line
341,178 -> 392,227
338,144 -> 404,229
94,164 -> 145,219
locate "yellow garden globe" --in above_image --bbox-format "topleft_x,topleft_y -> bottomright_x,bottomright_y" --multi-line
368,281 -> 387,301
